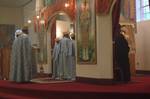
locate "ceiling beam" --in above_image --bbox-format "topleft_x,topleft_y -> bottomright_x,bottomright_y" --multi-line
21,0 -> 33,7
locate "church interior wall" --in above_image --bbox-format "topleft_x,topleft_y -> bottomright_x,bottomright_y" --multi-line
136,21 -> 150,71
0,6 -> 23,28
119,0 -> 150,72
123,0 -> 150,71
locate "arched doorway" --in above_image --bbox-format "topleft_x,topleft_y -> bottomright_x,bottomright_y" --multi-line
46,11 -> 75,80
31,12 -> 75,83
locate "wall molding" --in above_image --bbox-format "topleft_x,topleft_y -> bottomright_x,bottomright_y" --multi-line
76,77 -> 114,85
136,70 -> 150,75
34,73 -> 52,78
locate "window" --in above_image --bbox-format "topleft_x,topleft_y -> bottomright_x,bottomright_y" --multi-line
136,0 -> 150,22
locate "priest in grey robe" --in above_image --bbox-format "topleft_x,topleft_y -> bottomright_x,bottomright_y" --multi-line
59,32 -> 75,80
70,33 -> 76,80
9,28 -> 33,83
52,37 -> 62,80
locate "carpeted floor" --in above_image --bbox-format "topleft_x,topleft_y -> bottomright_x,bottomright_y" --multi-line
0,76 -> 150,99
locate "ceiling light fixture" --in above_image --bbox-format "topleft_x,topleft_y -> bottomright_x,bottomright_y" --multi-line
36,15 -> 40,19
27,19 -> 32,24
65,0 -> 69,8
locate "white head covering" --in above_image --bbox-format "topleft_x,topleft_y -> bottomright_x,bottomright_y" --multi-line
15,29 -> 23,38
70,33 -> 75,40
70,33 -> 75,37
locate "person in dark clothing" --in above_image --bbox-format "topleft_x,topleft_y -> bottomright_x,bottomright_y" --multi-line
115,25 -> 131,82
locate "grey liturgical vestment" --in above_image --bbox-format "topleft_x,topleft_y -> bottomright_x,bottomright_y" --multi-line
10,33 -> 32,82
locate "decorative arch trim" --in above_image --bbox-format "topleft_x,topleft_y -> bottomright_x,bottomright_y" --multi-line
42,0 -> 75,28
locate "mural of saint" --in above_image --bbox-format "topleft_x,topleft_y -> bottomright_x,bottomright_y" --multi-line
79,0 -> 90,61
77,0 -> 96,64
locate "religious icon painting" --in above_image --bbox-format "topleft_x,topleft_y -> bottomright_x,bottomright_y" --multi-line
76,0 -> 97,64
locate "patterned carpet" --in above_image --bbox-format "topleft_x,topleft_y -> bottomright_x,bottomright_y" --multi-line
31,78 -> 74,83
0,76 -> 150,98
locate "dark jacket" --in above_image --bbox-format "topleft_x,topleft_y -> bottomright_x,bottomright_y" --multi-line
115,33 -> 129,66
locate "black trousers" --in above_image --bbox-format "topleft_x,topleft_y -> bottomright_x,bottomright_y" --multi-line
119,64 -> 131,82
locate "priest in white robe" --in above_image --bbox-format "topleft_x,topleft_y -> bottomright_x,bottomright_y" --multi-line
70,33 -> 76,80
59,32 -> 75,80
52,38 -> 62,79
9,28 -> 33,83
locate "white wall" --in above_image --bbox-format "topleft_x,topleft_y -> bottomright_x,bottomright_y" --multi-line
0,6 -> 23,27
136,20 -> 150,70
56,20 -> 70,39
